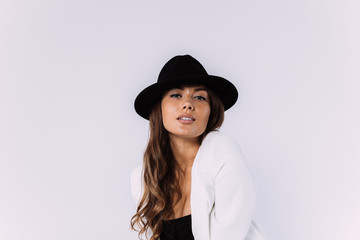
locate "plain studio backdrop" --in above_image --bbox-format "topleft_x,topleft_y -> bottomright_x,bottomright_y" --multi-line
0,0 -> 359,239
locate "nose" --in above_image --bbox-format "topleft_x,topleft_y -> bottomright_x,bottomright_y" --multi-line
183,105 -> 193,110
182,97 -> 195,111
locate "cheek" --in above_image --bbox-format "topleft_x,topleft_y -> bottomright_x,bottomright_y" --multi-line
199,107 -> 211,127
161,101 -> 174,129
160,101 -> 167,124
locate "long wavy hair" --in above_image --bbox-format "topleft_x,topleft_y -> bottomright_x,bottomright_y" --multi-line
130,88 -> 225,240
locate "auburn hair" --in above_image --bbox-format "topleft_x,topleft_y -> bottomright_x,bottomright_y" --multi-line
130,88 -> 225,240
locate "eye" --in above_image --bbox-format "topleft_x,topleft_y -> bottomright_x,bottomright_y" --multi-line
170,93 -> 181,98
194,96 -> 207,101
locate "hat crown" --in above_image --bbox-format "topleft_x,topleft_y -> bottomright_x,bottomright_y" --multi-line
158,55 -> 209,83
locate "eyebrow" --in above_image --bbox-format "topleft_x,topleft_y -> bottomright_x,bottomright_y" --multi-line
173,87 -> 208,92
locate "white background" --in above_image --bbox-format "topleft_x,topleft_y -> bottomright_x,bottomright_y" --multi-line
0,0 -> 359,239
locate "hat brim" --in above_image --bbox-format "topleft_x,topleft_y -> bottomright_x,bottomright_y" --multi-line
134,75 -> 238,120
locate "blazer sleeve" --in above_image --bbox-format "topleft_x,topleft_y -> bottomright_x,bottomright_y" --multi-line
209,134 -> 257,240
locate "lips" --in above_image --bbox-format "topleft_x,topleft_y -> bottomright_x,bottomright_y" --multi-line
177,114 -> 195,122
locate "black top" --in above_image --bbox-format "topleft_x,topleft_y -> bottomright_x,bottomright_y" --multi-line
160,214 -> 194,240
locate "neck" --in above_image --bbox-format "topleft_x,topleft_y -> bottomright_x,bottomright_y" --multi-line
169,135 -> 200,171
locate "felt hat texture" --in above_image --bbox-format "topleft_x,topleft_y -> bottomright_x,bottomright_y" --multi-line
134,55 -> 238,120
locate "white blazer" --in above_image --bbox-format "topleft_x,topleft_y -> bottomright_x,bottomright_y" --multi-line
131,131 -> 266,240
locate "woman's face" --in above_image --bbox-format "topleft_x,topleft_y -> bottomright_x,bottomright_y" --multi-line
161,85 -> 211,140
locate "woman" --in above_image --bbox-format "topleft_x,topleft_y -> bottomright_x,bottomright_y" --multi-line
130,55 -> 265,240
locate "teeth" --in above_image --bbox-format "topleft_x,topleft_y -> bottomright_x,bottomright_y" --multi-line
179,117 -> 193,120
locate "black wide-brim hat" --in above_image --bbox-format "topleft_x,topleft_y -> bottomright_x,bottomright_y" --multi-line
134,55 -> 238,120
